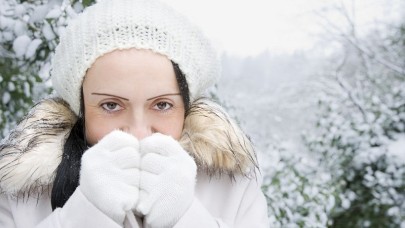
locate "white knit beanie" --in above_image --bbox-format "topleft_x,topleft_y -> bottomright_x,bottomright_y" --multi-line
51,0 -> 220,115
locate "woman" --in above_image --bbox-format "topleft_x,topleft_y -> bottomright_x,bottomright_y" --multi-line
0,0 -> 269,227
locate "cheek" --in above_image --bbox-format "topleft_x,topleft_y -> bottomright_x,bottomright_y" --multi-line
85,111 -> 121,145
153,114 -> 185,140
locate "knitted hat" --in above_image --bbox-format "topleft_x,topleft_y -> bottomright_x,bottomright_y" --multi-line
51,0 -> 220,115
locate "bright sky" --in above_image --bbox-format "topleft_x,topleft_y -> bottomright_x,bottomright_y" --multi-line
163,0 -> 404,57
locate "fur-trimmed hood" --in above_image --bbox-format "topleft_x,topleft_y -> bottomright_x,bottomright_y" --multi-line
0,98 -> 257,196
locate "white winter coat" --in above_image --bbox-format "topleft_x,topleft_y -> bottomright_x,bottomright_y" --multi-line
0,98 -> 269,228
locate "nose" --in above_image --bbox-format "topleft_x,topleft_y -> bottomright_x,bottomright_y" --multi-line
121,112 -> 152,140
128,125 -> 151,140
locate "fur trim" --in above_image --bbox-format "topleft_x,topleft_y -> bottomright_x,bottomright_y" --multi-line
0,98 -> 76,196
0,98 -> 256,196
180,98 -> 258,176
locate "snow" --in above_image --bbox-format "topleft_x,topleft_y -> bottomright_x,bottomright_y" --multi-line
25,39 -> 42,58
46,8 -> 62,19
42,23 -> 56,41
341,197 -> 351,209
0,16 -> 15,30
8,82 -> 15,91
30,5 -> 52,23
3,31 -> 13,41
388,135 -> 405,161
13,20 -> 27,36
14,4 -> 27,17
24,82 -> 30,97
13,35 -> 31,58
2,92 -> 11,104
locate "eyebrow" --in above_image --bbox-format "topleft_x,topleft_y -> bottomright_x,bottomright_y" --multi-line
91,93 -> 129,101
147,93 -> 181,101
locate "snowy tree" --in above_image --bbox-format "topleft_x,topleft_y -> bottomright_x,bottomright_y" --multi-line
305,4 -> 405,226
261,139 -> 335,227
0,0 -> 95,138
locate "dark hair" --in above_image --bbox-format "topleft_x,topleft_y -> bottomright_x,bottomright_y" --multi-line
51,90 -> 87,210
172,61 -> 190,112
51,61 -> 189,209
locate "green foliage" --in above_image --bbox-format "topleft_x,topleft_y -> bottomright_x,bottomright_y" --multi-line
81,0 -> 93,7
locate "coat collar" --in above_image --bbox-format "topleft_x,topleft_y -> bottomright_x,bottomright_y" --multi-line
0,98 -> 257,196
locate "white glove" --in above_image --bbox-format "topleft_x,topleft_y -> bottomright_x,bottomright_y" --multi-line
79,130 -> 140,225
137,133 -> 197,228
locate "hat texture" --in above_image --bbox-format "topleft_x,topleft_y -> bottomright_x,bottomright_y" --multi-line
51,0 -> 220,115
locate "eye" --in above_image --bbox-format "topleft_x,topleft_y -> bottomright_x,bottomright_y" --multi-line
154,101 -> 173,111
101,102 -> 123,112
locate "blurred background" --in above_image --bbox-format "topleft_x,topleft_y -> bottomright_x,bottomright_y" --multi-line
1,0 -> 404,227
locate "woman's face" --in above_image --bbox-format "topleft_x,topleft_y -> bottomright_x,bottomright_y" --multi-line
83,48 -> 185,145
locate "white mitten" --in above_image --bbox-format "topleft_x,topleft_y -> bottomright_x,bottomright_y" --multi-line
137,133 -> 197,228
79,130 -> 140,225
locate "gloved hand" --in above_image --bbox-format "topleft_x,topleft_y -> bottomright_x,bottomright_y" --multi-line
79,130 -> 141,225
137,133 -> 197,228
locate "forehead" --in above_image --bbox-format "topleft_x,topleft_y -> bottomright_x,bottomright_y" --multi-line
89,48 -> 172,73
85,48 -> 176,83
82,48 -> 179,100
